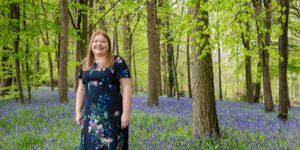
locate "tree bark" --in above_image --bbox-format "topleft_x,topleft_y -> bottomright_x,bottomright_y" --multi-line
262,0 -> 274,112
166,16 -> 174,97
133,52 -> 138,94
58,0 -> 69,103
253,62 -> 262,103
187,35 -> 192,98
278,0 -> 289,120
11,3 -> 25,104
88,0 -> 93,40
0,47 -> 13,97
241,20 -> 254,103
40,0 -> 54,92
23,0 -> 31,102
123,13 -> 131,71
73,0 -> 87,92
191,0 -> 220,138
162,43 -> 168,95
99,0 -> 108,31
112,4 -> 119,55
147,0 -> 160,106
157,0 -> 163,96
217,33 -> 222,100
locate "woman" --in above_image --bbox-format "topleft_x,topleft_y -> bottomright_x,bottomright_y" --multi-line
76,30 -> 132,150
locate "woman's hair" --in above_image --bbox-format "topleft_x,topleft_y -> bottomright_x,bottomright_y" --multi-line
82,30 -> 114,70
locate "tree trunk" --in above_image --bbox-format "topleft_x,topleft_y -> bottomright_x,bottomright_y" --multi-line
217,33 -> 222,100
58,0 -> 69,103
112,5 -> 119,55
174,42 -> 180,100
23,1 -> 31,102
147,0 -> 160,106
41,0 -> 54,91
162,43 -> 168,95
82,0 -> 88,56
73,0 -> 87,92
166,18 -> 174,97
278,0 -> 289,120
278,0 -> 289,121
48,52 -> 54,91
191,0 -> 220,138
0,47 -> 13,97
241,20 -> 254,103
262,0 -> 274,112
253,62 -> 261,103
133,52 -> 138,94
187,35 -> 192,98
99,1 -> 107,31
11,3 -> 25,103
252,0 -> 273,106
88,0 -> 93,40
123,13 -> 131,69
157,1 -> 163,96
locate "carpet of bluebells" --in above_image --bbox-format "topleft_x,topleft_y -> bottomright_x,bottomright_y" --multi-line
0,88 -> 300,149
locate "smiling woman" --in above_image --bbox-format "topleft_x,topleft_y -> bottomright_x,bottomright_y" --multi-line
75,30 -> 133,150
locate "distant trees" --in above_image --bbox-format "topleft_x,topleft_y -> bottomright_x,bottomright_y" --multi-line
0,0 -> 298,121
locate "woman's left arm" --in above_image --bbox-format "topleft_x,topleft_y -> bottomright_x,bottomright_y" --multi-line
119,78 -> 133,129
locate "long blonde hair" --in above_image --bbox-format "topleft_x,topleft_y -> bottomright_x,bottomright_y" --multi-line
82,30 -> 114,70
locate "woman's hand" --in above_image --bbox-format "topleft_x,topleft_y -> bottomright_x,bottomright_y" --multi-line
121,112 -> 130,129
76,111 -> 83,126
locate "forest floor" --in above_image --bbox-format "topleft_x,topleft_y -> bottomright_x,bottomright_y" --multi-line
0,87 -> 300,149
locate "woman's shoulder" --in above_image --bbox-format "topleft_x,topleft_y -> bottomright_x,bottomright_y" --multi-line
113,55 -> 125,63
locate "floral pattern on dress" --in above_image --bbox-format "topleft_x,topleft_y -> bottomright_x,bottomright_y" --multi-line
78,55 -> 130,150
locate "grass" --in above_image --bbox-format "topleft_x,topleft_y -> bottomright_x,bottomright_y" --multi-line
0,88 -> 300,149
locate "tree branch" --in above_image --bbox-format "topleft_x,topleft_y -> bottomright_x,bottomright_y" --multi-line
68,8 -> 77,30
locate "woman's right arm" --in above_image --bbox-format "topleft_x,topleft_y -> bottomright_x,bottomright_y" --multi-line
76,79 -> 86,125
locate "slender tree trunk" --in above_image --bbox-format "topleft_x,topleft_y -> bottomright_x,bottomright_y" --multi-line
88,0 -> 93,40
191,0 -> 220,138
262,0 -> 274,112
123,14 -> 131,69
82,0 -> 88,56
23,0 -> 31,102
157,1 -> 163,96
99,1 -> 107,31
253,62 -> 262,103
217,33 -> 222,100
48,52 -> 54,91
241,20 -> 253,103
112,5 -> 119,55
252,0 -> 273,106
11,3 -> 25,103
187,35 -> 192,98
41,0 -> 54,91
73,0 -> 87,92
0,47 -> 12,97
34,39 -> 40,87
58,0 -> 69,103
133,52 -> 138,94
162,43 -> 168,95
147,0 -> 160,106
174,46 -> 179,99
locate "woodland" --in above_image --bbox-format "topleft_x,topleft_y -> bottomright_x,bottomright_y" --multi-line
0,0 -> 300,149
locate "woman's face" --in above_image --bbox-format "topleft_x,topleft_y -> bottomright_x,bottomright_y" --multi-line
91,34 -> 109,57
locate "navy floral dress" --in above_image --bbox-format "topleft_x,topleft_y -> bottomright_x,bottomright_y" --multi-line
78,56 -> 131,150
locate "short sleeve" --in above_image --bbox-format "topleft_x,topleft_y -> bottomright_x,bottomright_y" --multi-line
116,56 -> 131,79
78,64 -> 83,79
